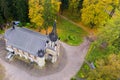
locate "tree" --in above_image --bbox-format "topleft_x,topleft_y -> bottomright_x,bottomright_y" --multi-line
96,9 -> 120,53
28,0 -> 44,30
103,0 -> 119,18
60,0 -> 69,14
0,0 -> 12,21
81,0 -> 119,28
42,0 -> 61,34
0,0 -> 29,23
0,10 -> 4,24
28,0 -> 60,32
87,54 -> 120,80
78,0 -> 84,16
69,0 -> 80,14
12,0 -> 29,22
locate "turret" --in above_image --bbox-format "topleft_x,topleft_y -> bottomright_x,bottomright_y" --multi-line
37,50 -> 45,57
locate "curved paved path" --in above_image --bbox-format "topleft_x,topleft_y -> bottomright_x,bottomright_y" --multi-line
0,38 -> 90,80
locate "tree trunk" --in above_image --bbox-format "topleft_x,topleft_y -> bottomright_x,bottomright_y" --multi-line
45,27 -> 48,35
38,27 -> 41,32
109,7 -> 115,18
90,22 -> 95,29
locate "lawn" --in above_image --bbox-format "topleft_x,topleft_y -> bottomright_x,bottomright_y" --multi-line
57,17 -> 87,46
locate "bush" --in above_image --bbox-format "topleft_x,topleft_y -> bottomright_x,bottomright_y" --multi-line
0,30 -> 4,34
18,22 -> 23,27
25,23 -> 31,27
71,77 -> 76,80
68,35 -> 76,41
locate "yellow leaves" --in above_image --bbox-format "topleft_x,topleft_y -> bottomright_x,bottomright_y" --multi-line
51,0 -> 61,12
81,0 -> 110,27
69,0 -> 80,9
28,0 -> 44,28
88,54 -> 120,80
28,0 -> 61,30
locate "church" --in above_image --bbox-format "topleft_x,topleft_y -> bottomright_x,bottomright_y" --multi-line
4,22 -> 60,67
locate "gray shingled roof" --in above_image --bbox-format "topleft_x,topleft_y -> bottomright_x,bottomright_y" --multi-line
4,27 -> 49,57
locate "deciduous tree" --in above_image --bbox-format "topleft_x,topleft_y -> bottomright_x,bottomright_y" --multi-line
97,9 -> 120,53
81,0 -> 119,28
87,54 -> 120,80
69,0 -> 80,14
28,0 -> 44,30
42,0 -> 61,34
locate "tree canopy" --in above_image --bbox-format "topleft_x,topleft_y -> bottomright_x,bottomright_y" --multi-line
42,0 -> 61,34
28,0 -> 44,29
97,9 -> 120,53
87,54 -> 120,80
0,0 -> 29,23
81,0 -> 119,28
28,0 -> 61,32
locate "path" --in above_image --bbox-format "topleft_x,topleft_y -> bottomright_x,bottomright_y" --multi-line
60,15 -> 92,34
60,15 -> 97,41
0,37 -> 90,80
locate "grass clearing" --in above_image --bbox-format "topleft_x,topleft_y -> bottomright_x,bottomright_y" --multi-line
57,17 -> 87,45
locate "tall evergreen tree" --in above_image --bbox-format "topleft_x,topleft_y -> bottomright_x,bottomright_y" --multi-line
12,0 -> 29,22
60,0 -> 69,14
0,0 -> 12,21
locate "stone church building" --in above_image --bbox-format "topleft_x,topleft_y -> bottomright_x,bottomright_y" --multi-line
4,22 -> 60,67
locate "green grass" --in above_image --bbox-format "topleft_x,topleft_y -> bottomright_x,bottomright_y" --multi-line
57,17 -> 87,45
75,43 -> 110,79
62,10 -> 81,22
76,63 -> 90,79
0,30 -> 4,34
86,44 -> 110,62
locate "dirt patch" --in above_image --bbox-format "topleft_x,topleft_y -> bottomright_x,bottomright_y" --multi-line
0,64 -> 5,80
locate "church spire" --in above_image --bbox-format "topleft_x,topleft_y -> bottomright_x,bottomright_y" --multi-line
49,20 -> 58,42
52,20 -> 57,34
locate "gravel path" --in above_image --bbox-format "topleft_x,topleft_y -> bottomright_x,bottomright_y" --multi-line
0,38 -> 90,80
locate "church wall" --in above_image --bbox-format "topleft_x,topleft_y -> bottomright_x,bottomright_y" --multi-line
5,45 -> 46,67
